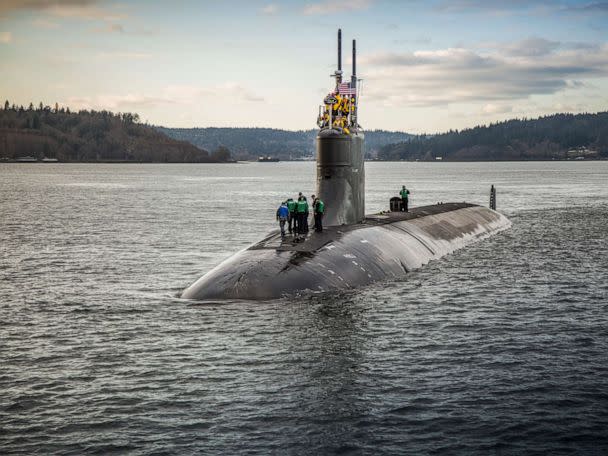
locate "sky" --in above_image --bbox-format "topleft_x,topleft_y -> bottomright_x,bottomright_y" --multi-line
1,0 -> 607,133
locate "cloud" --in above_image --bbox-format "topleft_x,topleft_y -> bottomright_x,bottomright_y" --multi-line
365,48 -> 493,68
97,51 -> 152,59
359,42 -> 608,107
393,36 -> 433,45
164,83 -> 265,103
502,37 -> 560,57
479,37 -> 601,56
0,31 -> 12,43
31,18 -> 60,29
92,23 -> 157,35
435,0 -> 551,13
46,4 -> 126,21
0,1 -> 126,21
302,0 -> 371,15
481,103 -> 513,115
435,0 -> 608,15
64,94 -> 172,111
565,1 -> 608,12
93,23 -> 124,33
62,84 -> 265,112
261,4 -> 279,15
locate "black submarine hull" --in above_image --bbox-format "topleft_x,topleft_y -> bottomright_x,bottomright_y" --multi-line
181,203 -> 511,301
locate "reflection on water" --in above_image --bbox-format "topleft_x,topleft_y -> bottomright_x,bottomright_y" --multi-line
280,296 -> 372,453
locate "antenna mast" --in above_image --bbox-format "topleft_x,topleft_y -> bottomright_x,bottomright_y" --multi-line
335,28 -> 343,85
351,39 -> 357,127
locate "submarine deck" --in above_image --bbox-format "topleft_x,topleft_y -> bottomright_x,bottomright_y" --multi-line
250,202 -> 477,253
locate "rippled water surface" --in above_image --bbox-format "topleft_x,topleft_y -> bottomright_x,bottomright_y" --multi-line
1,161 -> 608,455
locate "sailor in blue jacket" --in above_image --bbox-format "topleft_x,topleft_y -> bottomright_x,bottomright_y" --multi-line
276,201 -> 290,237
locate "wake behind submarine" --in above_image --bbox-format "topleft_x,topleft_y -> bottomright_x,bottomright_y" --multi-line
182,30 -> 511,301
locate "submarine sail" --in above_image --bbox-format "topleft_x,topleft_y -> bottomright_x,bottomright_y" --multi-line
316,30 -> 364,226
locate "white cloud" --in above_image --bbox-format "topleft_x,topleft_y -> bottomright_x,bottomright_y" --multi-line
65,94 -> 171,111
164,83 -> 265,103
0,1 -> 127,21
0,31 -> 12,43
93,23 -> 124,33
503,37 -> 560,57
62,83 -> 265,112
96,51 -> 152,60
45,3 -> 126,21
302,0 -> 371,15
359,42 -> 608,107
435,0 -> 608,16
435,0 -> 553,14
31,18 -> 60,29
261,4 -> 279,15
481,103 -> 513,115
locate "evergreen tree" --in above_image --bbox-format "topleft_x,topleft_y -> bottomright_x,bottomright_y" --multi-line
42,142 -> 51,158
211,145 -> 232,162
0,101 -> 216,162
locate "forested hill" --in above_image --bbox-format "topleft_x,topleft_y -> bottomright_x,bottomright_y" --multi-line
0,102 -> 229,163
158,127 -> 411,160
379,112 -> 608,161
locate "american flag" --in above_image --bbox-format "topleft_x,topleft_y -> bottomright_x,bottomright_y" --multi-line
338,82 -> 356,96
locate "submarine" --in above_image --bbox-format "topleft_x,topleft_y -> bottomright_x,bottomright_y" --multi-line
181,30 -> 511,301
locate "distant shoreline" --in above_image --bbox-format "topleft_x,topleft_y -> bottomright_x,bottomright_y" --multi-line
0,159 -> 239,164
2,158 -> 606,164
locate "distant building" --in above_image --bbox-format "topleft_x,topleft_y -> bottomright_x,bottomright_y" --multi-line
567,147 -> 598,160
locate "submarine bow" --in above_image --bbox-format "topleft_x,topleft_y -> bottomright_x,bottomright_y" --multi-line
181,204 -> 511,300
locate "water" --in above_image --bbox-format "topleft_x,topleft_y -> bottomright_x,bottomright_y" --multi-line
1,161 -> 607,455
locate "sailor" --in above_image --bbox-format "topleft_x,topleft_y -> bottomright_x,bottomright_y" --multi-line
276,201 -> 289,237
312,195 -> 325,232
332,94 -> 342,118
286,197 -> 297,234
400,185 -> 410,212
303,195 -> 310,233
296,194 -> 309,235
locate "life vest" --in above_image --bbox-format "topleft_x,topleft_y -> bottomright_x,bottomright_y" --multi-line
400,188 -> 409,199
333,116 -> 346,128
296,199 -> 308,213
344,98 -> 351,113
332,94 -> 343,111
287,200 -> 296,212
316,200 -> 325,214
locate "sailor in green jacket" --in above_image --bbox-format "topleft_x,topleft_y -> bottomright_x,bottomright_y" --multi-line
286,197 -> 297,234
296,195 -> 309,235
312,194 -> 325,232
400,185 -> 410,212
